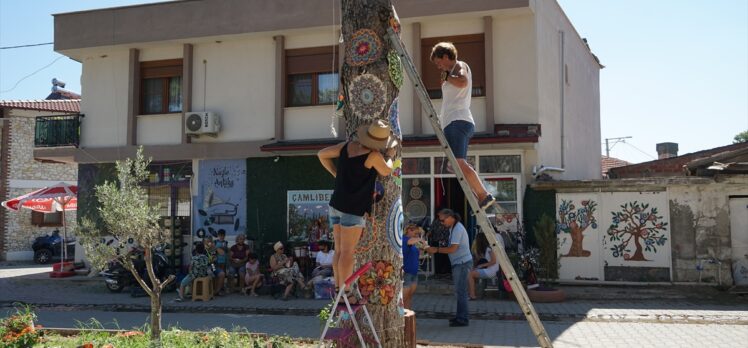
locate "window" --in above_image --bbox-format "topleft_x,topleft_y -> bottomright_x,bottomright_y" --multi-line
479,155 -> 522,173
286,46 -> 340,107
31,211 -> 62,227
140,59 -> 183,114
421,34 -> 485,99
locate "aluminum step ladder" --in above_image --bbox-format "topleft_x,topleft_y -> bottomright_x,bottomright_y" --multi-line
387,27 -> 554,348
320,262 -> 382,348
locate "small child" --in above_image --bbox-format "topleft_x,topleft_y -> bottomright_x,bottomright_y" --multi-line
244,253 -> 264,296
214,230 -> 229,272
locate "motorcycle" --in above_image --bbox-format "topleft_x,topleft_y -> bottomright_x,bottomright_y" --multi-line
32,229 -> 76,264
100,244 -> 175,296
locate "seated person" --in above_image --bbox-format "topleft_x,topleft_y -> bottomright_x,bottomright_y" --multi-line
307,239 -> 334,287
269,241 -> 307,300
227,234 -> 250,290
468,232 -> 499,300
204,236 -> 226,296
243,252 -> 264,296
176,243 -> 210,302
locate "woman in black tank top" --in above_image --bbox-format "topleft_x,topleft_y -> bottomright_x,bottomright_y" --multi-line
317,121 -> 397,295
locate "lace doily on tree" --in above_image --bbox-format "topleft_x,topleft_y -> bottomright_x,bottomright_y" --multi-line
387,51 -> 403,89
348,74 -> 387,120
346,28 -> 383,66
358,260 -> 397,305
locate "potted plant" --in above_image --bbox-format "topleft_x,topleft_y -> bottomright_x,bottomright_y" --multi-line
525,214 -> 565,302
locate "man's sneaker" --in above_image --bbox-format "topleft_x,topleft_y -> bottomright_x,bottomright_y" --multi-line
449,320 -> 469,327
479,194 -> 496,211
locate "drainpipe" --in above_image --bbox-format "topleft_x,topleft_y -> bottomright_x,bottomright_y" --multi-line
559,30 -> 566,168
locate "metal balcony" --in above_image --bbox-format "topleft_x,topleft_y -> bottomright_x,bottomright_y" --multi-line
34,114 -> 82,148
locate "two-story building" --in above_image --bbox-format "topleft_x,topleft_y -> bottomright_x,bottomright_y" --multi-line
42,0 -> 601,263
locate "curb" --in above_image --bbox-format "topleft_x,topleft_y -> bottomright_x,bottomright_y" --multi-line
4,301 -> 748,325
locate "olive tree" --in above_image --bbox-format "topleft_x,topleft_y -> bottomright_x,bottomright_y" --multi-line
77,147 -> 174,343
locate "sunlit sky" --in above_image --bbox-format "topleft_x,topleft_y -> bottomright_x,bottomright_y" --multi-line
1,0 -> 746,163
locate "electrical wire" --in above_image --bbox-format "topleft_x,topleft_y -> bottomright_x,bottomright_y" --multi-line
0,42 -> 54,50
0,55 -> 66,94
623,141 -> 657,160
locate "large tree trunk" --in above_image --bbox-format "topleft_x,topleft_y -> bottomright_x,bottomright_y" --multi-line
341,0 -> 404,346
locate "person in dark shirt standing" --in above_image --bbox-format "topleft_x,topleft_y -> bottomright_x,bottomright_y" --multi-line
318,120 -> 397,300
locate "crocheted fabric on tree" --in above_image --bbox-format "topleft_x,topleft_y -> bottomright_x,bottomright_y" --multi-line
386,197 -> 403,254
388,98 -> 401,138
348,74 -> 387,120
387,51 -> 403,88
358,260 -> 397,305
346,28 -> 383,66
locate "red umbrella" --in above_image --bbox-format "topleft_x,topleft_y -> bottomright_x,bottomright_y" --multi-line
2,182 -> 78,265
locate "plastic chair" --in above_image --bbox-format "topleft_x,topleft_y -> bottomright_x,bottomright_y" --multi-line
319,262 -> 381,348
192,276 -> 213,301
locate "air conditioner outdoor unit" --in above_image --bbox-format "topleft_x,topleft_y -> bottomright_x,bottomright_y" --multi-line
185,111 -> 221,136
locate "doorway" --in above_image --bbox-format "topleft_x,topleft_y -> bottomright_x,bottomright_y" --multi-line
730,197 -> 748,285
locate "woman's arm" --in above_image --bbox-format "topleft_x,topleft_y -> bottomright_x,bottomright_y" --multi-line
479,249 -> 498,269
318,142 -> 346,177
366,150 -> 394,177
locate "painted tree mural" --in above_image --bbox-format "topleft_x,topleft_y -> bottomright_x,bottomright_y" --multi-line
607,201 -> 668,261
340,0 -> 404,345
557,199 -> 598,257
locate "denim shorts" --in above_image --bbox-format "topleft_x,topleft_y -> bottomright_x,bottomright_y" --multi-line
477,268 -> 498,279
403,272 -> 418,287
329,206 -> 366,228
443,120 -> 475,159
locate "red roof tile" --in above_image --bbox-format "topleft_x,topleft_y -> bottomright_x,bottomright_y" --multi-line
602,156 -> 630,177
0,99 -> 80,113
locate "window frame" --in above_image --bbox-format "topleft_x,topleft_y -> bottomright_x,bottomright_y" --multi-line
140,59 -> 183,115
285,46 -> 340,107
421,33 -> 486,99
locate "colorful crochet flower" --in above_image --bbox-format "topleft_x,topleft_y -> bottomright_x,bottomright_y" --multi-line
348,74 -> 387,120
358,260 -> 397,305
347,29 -> 383,66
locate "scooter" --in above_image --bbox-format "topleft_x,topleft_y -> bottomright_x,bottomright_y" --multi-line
100,244 -> 175,296
32,229 -> 76,264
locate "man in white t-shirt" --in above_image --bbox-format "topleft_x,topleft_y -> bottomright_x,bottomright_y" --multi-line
430,42 -> 495,211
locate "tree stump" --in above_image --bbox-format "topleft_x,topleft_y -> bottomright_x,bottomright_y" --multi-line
404,309 -> 416,348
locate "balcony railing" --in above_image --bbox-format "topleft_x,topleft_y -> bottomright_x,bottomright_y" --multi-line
34,114 -> 82,148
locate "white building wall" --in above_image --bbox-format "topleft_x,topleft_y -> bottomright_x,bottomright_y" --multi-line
493,12 -> 539,124
79,50 -> 130,148
533,0 -> 601,180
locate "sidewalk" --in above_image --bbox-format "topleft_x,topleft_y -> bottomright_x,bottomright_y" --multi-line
2,264 -> 747,325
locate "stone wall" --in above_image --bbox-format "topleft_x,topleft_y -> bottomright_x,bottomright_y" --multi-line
668,176 -> 748,285
2,109 -> 77,260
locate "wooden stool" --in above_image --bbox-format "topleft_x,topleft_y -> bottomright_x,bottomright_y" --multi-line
192,276 -> 213,301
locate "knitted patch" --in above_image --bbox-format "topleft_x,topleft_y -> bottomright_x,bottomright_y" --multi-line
387,51 -> 403,89
346,29 -> 383,66
388,97 -> 401,138
386,197 -> 404,254
358,260 -> 397,305
348,74 -> 387,120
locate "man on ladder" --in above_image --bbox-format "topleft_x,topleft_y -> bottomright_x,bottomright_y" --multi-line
430,42 -> 496,211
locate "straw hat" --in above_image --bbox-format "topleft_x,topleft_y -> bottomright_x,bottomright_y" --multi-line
356,120 -> 398,151
274,241 -> 284,252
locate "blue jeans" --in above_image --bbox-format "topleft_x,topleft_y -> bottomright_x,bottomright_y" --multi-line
452,261 -> 471,324
443,120 -> 474,159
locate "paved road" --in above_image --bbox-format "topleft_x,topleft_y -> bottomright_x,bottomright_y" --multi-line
5,308 -> 748,348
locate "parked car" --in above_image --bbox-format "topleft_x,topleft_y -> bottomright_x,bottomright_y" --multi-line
32,229 -> 75,264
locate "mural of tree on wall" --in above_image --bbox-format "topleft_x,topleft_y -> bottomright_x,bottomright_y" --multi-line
557,199 -> 597,257
607,201 -> 668,261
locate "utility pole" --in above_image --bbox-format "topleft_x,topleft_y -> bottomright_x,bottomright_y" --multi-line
605,136 -> 632,157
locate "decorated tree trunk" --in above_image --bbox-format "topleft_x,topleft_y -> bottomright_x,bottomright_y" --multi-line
340,0 -> 405,345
